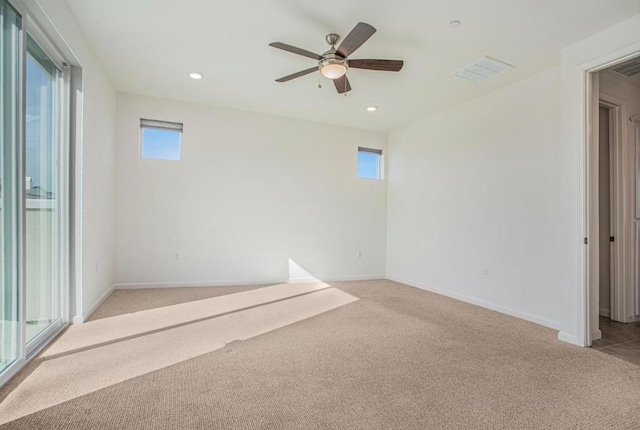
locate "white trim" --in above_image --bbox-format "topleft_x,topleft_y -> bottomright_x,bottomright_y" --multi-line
557,332 -> 581,346
115,279 -> 289,290
585,71 -> 600,346
599,308 -> 611,318
386,275 -> 561,331
72,283 -> 115,324
296,274 -> 389,282
591,329 -> 602,341
70,66 -> 83,324
113,275 -> 386,290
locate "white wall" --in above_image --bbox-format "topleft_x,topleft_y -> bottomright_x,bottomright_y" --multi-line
31,0 -> 117,321
115,93 -> 387,286
387,68 -> 564,329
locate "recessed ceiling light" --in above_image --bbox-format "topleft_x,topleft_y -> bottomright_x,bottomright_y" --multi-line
449,20 -> 461,28
367,106 -> 377,112
189,72 -> 203,80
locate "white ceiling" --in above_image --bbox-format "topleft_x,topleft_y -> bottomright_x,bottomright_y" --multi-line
65,0 -> 640,132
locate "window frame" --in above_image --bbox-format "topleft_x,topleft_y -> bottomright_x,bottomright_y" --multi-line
139,118 -> 183,161
357,146 -> 383,180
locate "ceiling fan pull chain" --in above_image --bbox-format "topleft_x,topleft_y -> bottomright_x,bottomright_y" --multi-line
318,72 -> 322,89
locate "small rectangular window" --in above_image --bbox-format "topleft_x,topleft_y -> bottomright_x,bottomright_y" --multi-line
140,118 -> 183,160
357,147 -> 383,180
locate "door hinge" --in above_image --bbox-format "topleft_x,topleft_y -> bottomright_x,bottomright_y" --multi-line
584,237 -> 588,245
610,236 -> 615,242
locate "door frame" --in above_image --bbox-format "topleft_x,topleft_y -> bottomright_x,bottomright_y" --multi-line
594,101 -> 617,322
596,93 -> 634,328
585,69 -> 637,346
559,15 -> 640,347
633,117 -> 640,318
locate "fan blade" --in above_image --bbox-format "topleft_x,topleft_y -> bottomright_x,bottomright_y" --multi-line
349,59 -> 404,72
275,67 -> 318,82
336,22 -> 376,58
269,42 -> 321,60
333,75 -> 352,94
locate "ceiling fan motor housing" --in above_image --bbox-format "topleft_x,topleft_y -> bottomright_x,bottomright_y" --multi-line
325,33 -> 341,47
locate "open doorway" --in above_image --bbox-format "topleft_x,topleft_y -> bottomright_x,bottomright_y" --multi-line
588,56 -> 640,358
597,104 -> 612,320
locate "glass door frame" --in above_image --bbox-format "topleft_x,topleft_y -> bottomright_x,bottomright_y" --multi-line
0,0 -> 70,387
23,23 -> 70,355
0,0 -> 24,386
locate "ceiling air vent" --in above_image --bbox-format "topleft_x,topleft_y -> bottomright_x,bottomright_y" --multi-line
453,56 -> 515,83
612,61 -> 640,77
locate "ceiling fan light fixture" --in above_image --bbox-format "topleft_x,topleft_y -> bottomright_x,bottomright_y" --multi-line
319,57 -> 348,79
321,64 -> 347,79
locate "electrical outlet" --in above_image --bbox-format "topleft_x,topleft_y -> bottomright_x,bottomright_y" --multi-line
357,251 -> 363,258
482,268 -> 489,278
175,253 -> 180,261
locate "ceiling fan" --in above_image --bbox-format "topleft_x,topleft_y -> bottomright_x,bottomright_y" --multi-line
269,22 -> 404,94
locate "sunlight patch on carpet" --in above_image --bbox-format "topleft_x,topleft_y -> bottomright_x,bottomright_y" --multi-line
0,285 -> 358,424
45,282 -> 330,357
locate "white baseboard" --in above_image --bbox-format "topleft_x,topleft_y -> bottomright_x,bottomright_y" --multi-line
114,279 -> 287,290
386,275 -> 561,331
591,329 -> 602,341
325,274 -> 386,282
599,308 -> 610,318
113,275 -> 386,290
73,284 -> 116,324
557,331 -> 582,346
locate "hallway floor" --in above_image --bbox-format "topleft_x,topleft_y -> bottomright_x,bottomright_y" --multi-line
591,316 -> 640,365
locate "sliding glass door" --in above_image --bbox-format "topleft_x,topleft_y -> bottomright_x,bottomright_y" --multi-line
25,35 -> 62,345
0,0 -> 21,376
0,0 -> 68,385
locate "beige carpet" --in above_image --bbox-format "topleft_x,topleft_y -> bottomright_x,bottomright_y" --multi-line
0,283 -> 357,424
1,279 -> 640,429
